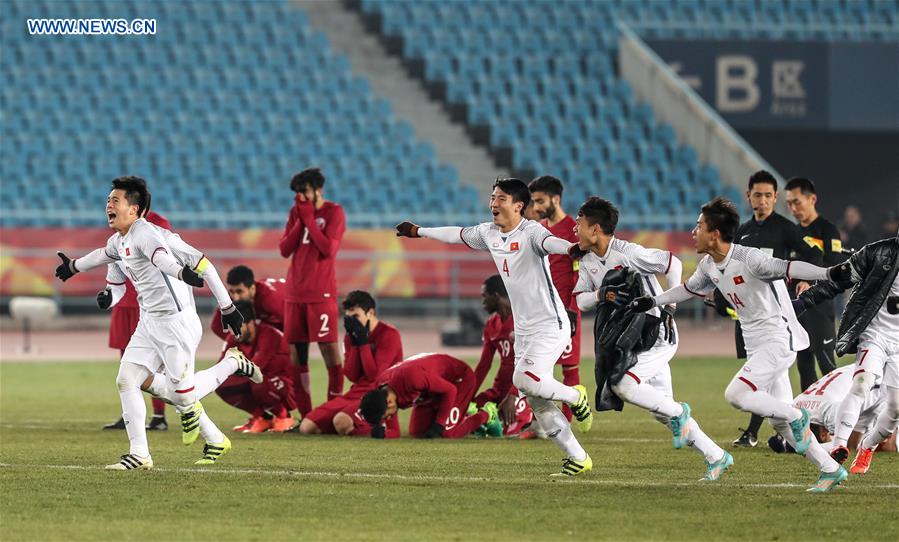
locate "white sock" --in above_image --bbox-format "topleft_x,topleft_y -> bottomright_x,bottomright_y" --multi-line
530,397 -> 586,461
860,387 -> 899,450
198,411 -> 225,445
120,388 -> 150,458
684,418 -> 724,463
614,377 -> 683,418
194,358 -> 238,398
772,420 -> 839,473
725,380 -> 801,423
832,393 -> 864,447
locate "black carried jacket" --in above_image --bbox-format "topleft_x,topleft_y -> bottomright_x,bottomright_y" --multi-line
798,236 -> 899,356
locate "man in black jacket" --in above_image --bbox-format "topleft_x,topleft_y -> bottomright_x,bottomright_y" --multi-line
785,178 -> 841,390
795,229 -> 899,475
731,171 -> 823,447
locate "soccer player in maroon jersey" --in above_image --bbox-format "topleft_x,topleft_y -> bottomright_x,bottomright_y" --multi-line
529,176 -> 581,420
217,299 -> 296,433
359,353 -> 501,439
279,168 -> 346,417
101,210 -> 172,431
473,274 -> 533,436
299,291 -> 404,437
210,265 -> 285,341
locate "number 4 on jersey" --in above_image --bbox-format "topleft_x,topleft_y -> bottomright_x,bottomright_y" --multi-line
502,258 -> 510,277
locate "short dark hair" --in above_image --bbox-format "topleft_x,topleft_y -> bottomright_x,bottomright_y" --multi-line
700,197 -> 740,242
226,265 -> 255,287
290,167 -> 326,192
483,274 -> 508,298
359,388 -> 388,424
784,177 -> 816,196
111,176 -> 150,216
528,175 -> 564,198
342,290 -> 376,313
578,197 -> 619,235
234,298 -> 255,320
492,177 -> 530,215
748,170 -> 778,192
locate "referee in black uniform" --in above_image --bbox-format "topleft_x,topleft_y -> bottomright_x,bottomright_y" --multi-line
729,171 -> 823,447
785,178 -> 841,388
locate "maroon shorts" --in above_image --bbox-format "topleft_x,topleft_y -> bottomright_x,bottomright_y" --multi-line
556,311 -> 581,367
109,306 -> 140,350
408,369 -> 478,438
284,301 -> 339,343
306,394 -> 400,438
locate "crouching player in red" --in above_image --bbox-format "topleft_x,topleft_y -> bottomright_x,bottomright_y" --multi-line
211,265 -> 285,341
473,275 -> 533,437
300,291 -> 404,437
359,353 -> 501,439
216,299 -> 296,433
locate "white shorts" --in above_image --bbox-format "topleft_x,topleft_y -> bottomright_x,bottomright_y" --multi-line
121,310 -> 202,386
625,334 -> 677,386
737,335 -> 795,401
514,330 -> 569,377
854,337 -> 899,389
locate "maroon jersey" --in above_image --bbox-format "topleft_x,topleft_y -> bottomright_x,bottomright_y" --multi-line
473,313 -> 515,404
343,320 -> 403,395
222,321 -> 291,377
211,279 -> 286,340
379,353 -> 472,427
279,199 -> 346,303
542,215 -> 578,309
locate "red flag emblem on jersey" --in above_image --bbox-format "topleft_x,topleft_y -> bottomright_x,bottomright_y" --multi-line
125,247 -> 131,256
510,242 -> 519,251
733,275 -> 744,285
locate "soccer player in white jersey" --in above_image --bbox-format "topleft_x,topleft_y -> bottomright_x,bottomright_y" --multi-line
571,197 -> 732,481
54,177 -> 250,470
630,197 -> 851,492
396,177 -> 594,476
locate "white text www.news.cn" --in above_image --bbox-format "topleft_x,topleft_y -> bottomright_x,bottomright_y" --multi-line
27,19 -> 156,36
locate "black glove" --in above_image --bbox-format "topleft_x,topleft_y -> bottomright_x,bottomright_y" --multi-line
567,243 -> 588,260
661,304 -> 676,344
54,251 -> 78,281
827,261 -> 853,283
629,296 -> 655,313
886,295 -> 899,315
599,284 -> 631,306
179,265 -> 205,288
96,288 -> 113,310
422,422 -> 444,439
792,298 -> 807,316
566,309 -> 577,338
370,424 -> 386,439
344,315 -> 370,346
395,221 -> 420,238
221,304 -> 244,338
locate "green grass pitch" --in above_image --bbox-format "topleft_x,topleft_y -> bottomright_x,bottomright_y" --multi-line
1,357 -> 896,541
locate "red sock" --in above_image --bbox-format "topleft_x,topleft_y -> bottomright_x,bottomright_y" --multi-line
292,365 -> 312,416
561,366 -> 580,421
444,411 -> 489,438
327,364 -> 344,399
151,398 -> 166,416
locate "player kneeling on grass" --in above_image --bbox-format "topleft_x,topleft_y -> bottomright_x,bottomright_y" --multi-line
793,228 -> 899,475
571,197 -> 732,481
215,299 -> 296,433
359,353 -> 502,439
629,197 -> 852,492
299,290 -> 404,438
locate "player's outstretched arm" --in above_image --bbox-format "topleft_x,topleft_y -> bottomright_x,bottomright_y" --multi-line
630,285 -> 697,313
540,235 -> 575,255
54,246 -> 117,281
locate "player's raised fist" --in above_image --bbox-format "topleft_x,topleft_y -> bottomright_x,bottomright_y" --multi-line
629,296 -> 655,313
96,288 -> 113,310
221,304 -> 244,338
395,221 -> 420,238
54,251 -> 78,281
179,265 -> 205,288
567,243 -> 588,260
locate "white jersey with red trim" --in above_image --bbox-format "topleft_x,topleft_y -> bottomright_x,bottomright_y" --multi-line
461,219 -> 568,337
794,365 -> 884,434
102,218 -> 194,317
685,243 -> 809,351
573,237 -> 672,319
860,272 -> 899,344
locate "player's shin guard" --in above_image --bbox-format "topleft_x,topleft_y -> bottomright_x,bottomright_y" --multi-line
117,362 -> 152,458
771,419 -> 840,473
831,378 -> 869,447
327,364 -> 344,399
529,396 -> 587,461
860,387 -> 899,451
291,364 -> 311,416
560,366 -> 579,421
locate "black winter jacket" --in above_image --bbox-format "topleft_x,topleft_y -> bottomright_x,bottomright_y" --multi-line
798,237 -> 899,356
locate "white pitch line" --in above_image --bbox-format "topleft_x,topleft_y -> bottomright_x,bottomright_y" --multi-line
1,462 -> 897,490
